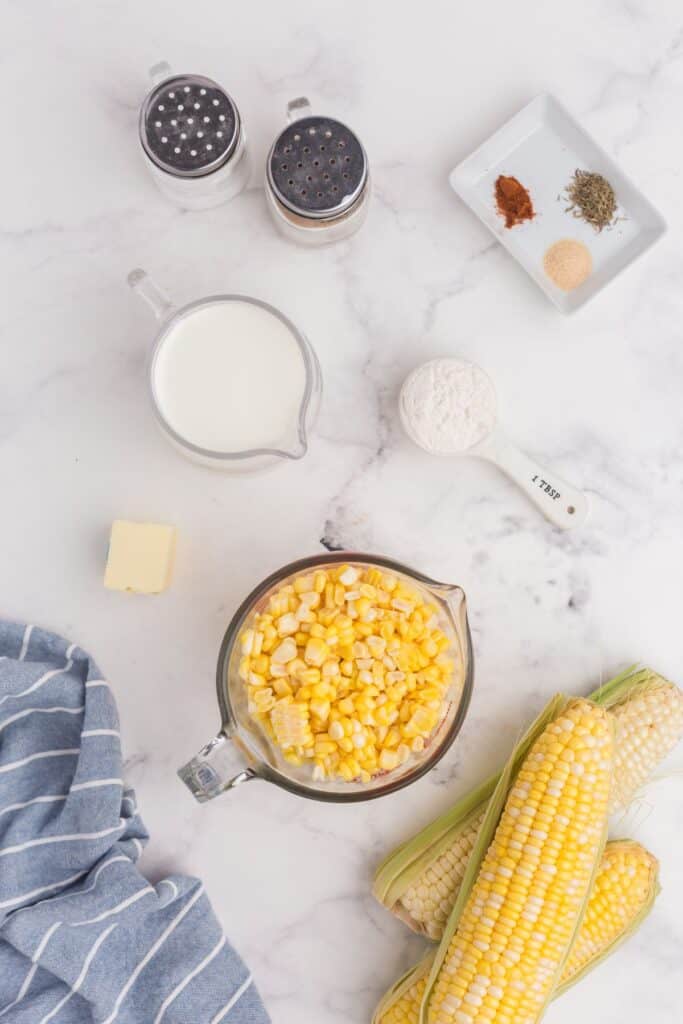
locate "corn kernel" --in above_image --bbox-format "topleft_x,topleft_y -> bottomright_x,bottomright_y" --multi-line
379,749 -> 399,771
295,604 -> 316,624
271,638 -> 297,664
251,654 -> 269,675
310,699 -> 331,722
277,612 -> 298,636
261,624 -> 277,652
272,678 -> 293,697
328,720 -> 344,741
313,570 -> 327,592
339,565 -> 360,586
293,574 -> 314,594
304,638 -> 329,666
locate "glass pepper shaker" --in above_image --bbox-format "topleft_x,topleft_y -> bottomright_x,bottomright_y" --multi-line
264,97 -> 370,245
138,62 -> 250,210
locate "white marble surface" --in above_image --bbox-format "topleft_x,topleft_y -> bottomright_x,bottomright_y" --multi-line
2,1 -> 682,1021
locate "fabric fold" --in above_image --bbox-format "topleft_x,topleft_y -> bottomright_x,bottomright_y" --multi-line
0,622 -> 269,1024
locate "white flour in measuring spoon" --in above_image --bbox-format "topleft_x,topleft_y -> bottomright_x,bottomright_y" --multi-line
399,356 -> 589,530
399,358 -> 497,455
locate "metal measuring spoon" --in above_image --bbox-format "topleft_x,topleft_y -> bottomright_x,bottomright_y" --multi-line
399,358 -> 589,530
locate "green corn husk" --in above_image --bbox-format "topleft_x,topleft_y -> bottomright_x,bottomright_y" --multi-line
418,693 -> 611,1024
373,839 -> 660,1024
372,666 -> 665,937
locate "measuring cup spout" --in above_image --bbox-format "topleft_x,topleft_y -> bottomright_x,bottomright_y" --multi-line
281,417 -> 308,460
428,582 -> 468,630
177,731 -> 256,803
127,268 -> 175,323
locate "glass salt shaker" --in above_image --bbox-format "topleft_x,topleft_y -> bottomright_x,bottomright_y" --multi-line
138,62 -> 250,210
264,97 -> 370,245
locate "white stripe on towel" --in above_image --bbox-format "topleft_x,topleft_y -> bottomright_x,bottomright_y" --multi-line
85,679 -> 110,690
210,974 -> 254,1023
0,794 -> 67,819
0,921 -> 61,1019
154,934 -> 227,1024
0,871 -> 87,913
71,778 -> 123,793
18,625 -> 33,662
0,705 -> 84,733
8,855 -> 130,916
72,885 -> 153,927
38,923 -> 117,1023
0,780 -> 123,817
100,884 -> 205,1024
81,729 -> 120,738
0,821 -> 124,858
0,660 -> 74,708
0,748 -> 79,775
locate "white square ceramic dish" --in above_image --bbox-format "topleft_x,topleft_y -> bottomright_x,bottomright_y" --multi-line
449,94 -> 667,313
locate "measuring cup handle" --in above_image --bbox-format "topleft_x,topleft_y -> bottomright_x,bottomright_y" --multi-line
286,97 -> 312,123
484,434 -> 589,530
177,732 -> 256,803
127,268 -> 175,322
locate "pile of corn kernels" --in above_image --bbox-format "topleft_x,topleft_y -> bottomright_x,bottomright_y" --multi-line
238,563 -> 458,783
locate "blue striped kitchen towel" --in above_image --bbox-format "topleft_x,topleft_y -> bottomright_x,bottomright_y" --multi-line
0,621 -> 270,1024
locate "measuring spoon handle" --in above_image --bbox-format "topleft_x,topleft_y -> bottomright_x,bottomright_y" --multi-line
480,431 -> 589,530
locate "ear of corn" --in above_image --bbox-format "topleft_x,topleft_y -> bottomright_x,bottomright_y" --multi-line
372,773 -> 498,938
373,840 -> 659,1024
605,674 -> 683,813
373,956 -> 432,1024
420,695 -> 614,1024
373,668 -> 681,941
556,839 -> 659,994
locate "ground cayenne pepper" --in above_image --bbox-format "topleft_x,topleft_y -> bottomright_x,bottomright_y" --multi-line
495,174 -> 534,228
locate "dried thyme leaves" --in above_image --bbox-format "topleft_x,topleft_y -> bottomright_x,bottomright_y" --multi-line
564,169 -> 618,232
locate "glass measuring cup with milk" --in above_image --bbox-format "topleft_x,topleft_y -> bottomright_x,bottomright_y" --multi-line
128,270 -> 321,471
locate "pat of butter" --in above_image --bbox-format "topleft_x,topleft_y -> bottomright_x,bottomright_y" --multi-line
104,520 -> 176,594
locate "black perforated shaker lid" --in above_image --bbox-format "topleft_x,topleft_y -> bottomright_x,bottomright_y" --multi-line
140,73 -> 240,178
267,113 -> 367,219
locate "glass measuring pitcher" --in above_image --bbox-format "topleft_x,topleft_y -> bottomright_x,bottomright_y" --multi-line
178,553 -> 474,803
128,269 -> 321,472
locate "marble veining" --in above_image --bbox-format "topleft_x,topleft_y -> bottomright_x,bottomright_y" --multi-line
1,1 -> 682,1022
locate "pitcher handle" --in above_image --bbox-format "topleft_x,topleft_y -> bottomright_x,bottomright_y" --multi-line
177,732 -> 256,803
287,97 -> 312,123
127,268 -> 175,322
